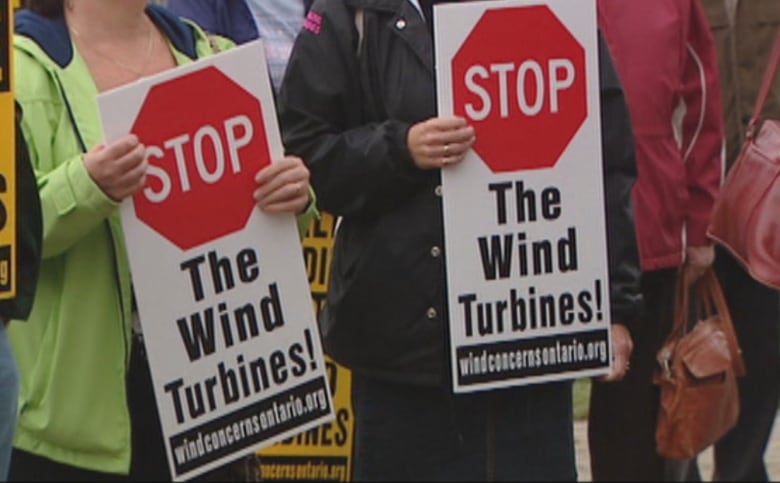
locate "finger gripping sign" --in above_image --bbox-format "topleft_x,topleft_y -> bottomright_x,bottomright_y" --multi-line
98,41 -> 334,481
452,5 -> 587,172
132,67 -> 270,250
437,0 -> 612,394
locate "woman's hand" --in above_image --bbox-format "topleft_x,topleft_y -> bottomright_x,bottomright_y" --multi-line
684,245 -> 715,285
408,116 -> 476,170
83,134 -> 147,202
254,156 -> 312,214
601,323 -> 634,382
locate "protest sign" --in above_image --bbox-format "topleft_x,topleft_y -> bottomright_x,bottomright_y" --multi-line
258,214 -> 356,482
0,0 -> 15,300
436,0 -> 612,393
98,41 -> 333,480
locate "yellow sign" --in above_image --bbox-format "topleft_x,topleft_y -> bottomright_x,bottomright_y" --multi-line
258,214 -> 355,481
0,0 -> 16,300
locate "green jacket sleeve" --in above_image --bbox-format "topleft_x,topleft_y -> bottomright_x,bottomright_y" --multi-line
296,187 -> 319,239
15,51 -> 118,260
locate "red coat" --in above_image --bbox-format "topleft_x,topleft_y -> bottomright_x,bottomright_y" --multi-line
598,0 -> 725,271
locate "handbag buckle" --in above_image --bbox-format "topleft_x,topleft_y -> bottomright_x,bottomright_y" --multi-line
659,349 -> 672,379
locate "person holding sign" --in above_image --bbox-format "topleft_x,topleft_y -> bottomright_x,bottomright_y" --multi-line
589,1 -> 726,480
0,104 -> 42,482
279,0 -> 642,479
8,0 -> 316,480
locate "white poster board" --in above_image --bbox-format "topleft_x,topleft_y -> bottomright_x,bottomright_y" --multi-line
98,41 -> 333,480
436,0 -> 612,393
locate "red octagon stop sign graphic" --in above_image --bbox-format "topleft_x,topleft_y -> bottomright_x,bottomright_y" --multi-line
132,67 -> 270,250
453,6 -> 587,173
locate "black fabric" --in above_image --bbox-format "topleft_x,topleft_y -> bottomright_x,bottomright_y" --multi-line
0,104 -> 42,321
711,249 -> 780,481
588,269 -> 677,481
9,449 -> 122,482
351,373 -> 576,481
596,31 -> 643,330
419,0 -> 435,33
126,338 -> 170,481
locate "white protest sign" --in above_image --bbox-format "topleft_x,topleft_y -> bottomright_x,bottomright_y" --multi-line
98,41 -> 333,481
436,0 -> 612,393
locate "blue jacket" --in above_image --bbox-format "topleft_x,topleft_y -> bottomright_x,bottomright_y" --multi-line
167,0 -> 313,44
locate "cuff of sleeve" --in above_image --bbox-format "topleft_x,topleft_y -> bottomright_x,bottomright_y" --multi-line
610,294 -> 643,337
686,217 -> 712,246
387,121 -> 419,177
295,187 -> 319,239
61,155 -> 119,216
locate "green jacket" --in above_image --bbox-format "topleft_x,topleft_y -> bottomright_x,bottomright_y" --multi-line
10,5 -> 314,474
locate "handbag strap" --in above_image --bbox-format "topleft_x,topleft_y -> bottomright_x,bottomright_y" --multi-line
747,30 -> 780,140
669,268 -> 692,341
698,270 -> 747,376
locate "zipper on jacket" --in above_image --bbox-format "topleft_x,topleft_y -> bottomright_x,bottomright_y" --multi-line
53,72 -> 88,153
53,72 -> 131,369
105,223 -> 131,368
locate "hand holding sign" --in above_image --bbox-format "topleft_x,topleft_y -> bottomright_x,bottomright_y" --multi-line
437,1 -> 612,392
98,41 -> 333,480
407,116 -> 476,169
451,5 -> 587,173
253,155 -> 312,214
601,323 -> 633,382
83,134 -> 148,202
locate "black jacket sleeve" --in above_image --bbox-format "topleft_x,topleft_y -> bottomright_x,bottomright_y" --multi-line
0,103 -> 42,321
278,1 -> 429,220
597,33 -> 643,330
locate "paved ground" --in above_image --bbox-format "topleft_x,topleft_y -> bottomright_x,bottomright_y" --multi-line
574,415 -> 780,481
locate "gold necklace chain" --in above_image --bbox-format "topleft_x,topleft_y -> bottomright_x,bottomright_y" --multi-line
70,22 -> 155,77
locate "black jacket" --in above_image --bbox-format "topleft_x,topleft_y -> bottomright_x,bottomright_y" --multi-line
279,0 -> 642,386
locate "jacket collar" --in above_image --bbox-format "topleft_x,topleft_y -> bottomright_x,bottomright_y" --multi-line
344,0 -> 432,73
407,0 -> 423,17
346,0 -> 424,19
15,4 -> 199,69
14,4 -> 205,154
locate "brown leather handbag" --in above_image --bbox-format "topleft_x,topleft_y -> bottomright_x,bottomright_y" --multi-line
654,270 -> 746,460
707,31 -> 780,289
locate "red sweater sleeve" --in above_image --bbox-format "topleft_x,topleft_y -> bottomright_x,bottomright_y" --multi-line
680,0 -> 725,246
